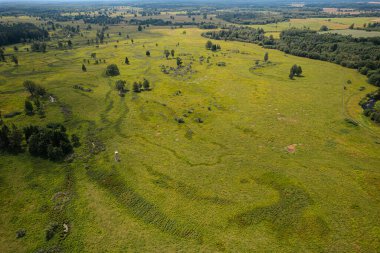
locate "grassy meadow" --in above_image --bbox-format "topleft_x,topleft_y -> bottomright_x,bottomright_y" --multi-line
1,19 -> 380,252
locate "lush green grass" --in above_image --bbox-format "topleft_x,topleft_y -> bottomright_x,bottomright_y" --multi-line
1,17 -> 380,252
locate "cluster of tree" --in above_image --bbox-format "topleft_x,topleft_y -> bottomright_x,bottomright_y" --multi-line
202,26 -> 274,46
0,121 -> 23,153
24,123 -> 75,160
23,80 -> 46,97
0,119 -> 77,160
216,11 -> 287,25
115,80 -> 128,96
205,40 -> 221,51
0,23 -> 49,46
199,23 -> 218,29
276,29 -> 380,86
289,64 -> 303,79
129,18 -> 172,26
363,22 -> 380,31
31,42 -> 47,52
105,64 -> 120,76
78,15 -> 124,25
163,49 -> 175,59
359,89 -> 380,123
132,79 -> 151,93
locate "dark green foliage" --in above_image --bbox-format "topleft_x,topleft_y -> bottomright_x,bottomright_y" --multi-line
368,71 -> 380,86
0,124 -> 23,153
125,57 -> 129,64
0,23 -> 48,46
45,223 -> 59,241
23,80 -> 46,97
71,134 -> 80,147
31,42 -> 47,53
176,57 -> 183,67
105,64 -> 120,76
359,89 -> 380,123
82,64 -> 86,72
203,26 -> 267,45
24,100 -> 34,115
320,25 -> 329,31
133,82 -> 141,93
289,64 -> 303,79
264,52 -> 269,62
164,49 -> 170,59
138,25 -> 143,31
25,124 -> 73,161
146,50 -> 150,56
276,29 -> 380,83
142,79 -> 150,90
16,229 -> 26,239
171,49 -> 175,57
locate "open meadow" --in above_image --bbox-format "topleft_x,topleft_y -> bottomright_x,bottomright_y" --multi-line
1,15 -> 380,252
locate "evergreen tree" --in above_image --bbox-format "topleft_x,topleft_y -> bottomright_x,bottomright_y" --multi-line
125,57 -> 129,64
82,64 -> 87,72
25,100 -> 34,115
264,52 -> 269,62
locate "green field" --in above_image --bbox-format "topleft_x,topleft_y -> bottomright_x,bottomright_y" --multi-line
1,19 -> 380,252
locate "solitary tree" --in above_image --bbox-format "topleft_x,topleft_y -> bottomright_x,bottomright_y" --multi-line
23,80 -> 37,96
125,57 -> 129,64
176,57 -> 183,68
133,82 -> 141,92
264,52 -> 269,62
82,64 -> 87,72
206,40 -> 213,50
25,100 -> 34,115
138,25 -> 143,31
146,50 -> 150,57
105,64 -> 120,76
67,40 -> 73,48
164,50 -> 170,59
142,79 -> 150,90
171,49 -> 175,57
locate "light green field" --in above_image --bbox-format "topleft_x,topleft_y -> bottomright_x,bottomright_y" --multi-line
1,20 -> 380,252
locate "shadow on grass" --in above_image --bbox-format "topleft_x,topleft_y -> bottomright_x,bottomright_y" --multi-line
87,168 -> 202,241
231,172 -> 329,240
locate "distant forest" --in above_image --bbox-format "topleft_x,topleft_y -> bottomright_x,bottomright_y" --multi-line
0,23 -> 49,46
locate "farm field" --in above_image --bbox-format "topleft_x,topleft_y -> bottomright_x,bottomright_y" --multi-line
1,16 -> 380,253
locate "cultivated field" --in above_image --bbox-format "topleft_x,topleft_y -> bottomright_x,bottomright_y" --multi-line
1,18 -> 380,252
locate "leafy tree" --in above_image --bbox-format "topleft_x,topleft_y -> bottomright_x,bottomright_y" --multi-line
67,40 -> 72,48
320,25 -> 329,31
23,80 -> 36,95
125,57 -> 129,64
264,52 -> 269,62
133,82 -> 141,92
138,25 -> 143,31
8,124 -> 23,153
82,64 -> 87,72
105,64 -> 120,76
205,40 -> 213,49
171,49 -> 175,57
164,49 -> 170,59
349,23 -> 354,29
0,124 -> 10,150
115,80 -> 126,92
176,57 -> 183,67
142,79 -> 150,90
146,50 -> 150,56
296,65 -> 302,76
25,100 -> 34,115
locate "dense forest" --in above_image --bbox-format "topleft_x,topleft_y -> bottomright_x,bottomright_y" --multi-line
202,26 -> 274,45
275,29 -> 380,85
0,23 -> 49,46
203,27 -> 380,86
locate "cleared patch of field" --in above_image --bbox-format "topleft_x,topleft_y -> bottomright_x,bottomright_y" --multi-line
0,17 -> 380,252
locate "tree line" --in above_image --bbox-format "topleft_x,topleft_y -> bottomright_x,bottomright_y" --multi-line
0,23 -> 49,46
